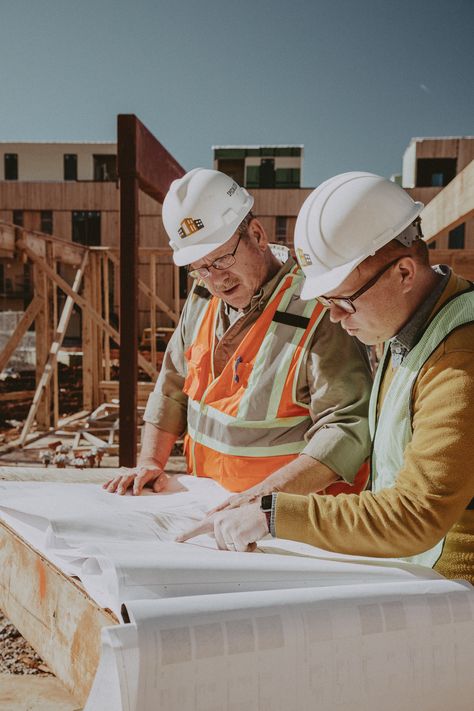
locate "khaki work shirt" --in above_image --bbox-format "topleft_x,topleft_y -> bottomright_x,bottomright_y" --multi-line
144,257 -> 372,483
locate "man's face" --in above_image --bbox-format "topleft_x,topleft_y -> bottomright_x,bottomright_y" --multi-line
189,222 -> 270,309
322,259 -> 406,345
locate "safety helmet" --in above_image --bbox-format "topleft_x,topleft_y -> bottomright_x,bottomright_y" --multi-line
294,171 -> 424,300
162,168 -> 254,266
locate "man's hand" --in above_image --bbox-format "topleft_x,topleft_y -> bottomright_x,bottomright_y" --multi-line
207,482 -> 273,515
176,503 -> 269,552
103,463 -> 169,495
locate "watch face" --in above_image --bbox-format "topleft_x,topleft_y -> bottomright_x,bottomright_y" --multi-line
261,494 -> 273,511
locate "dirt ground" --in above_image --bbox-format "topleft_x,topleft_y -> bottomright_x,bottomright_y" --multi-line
0,611 -> 52,677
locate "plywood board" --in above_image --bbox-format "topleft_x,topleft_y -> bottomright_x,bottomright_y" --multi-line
0,520 -> 117,706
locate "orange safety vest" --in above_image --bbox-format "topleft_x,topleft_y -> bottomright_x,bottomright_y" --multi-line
183,268 -> 369,493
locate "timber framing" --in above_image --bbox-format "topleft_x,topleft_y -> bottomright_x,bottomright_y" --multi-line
0,220 -> 180,447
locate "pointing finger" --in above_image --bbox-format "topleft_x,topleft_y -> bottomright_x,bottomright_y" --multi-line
175,518 -> 214,543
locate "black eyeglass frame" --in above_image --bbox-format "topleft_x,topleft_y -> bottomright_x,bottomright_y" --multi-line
317,258 -> 403,314
187,234 -> 243,279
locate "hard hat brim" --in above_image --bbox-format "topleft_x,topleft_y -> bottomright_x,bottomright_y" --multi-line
300,254 -> 365,301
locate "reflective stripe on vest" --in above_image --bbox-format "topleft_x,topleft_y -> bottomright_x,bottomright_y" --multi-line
369,289 -> 474,568
183,268 -> 369,493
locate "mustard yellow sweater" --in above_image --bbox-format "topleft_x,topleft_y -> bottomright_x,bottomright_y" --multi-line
275,272 -> 474,583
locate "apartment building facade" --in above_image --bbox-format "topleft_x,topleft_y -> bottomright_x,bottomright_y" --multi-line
1,136 -> 472,321
0,142 -> 311,334
402,136 -> 474,250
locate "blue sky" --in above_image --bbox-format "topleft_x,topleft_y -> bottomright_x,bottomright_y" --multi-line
0,0 -> 472,185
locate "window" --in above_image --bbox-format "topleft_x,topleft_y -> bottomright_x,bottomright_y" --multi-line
40,210 -> 53,235
12,210 -> 23,227
428,240 -> 437,250
275,168 -> 300,188
4,154 -> 18,180
275,217 -> 288,243
64,154 -> 78,181
260,159 -> 276,188
72,211 -> 101,246
416,158 -> 457,188
216,159 -> 245,186
448,223 -> 465,249
93,155 -> 117,181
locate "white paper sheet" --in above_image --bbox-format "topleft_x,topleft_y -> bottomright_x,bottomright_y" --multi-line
0,478 -> 442,616
85,579 -> 474,711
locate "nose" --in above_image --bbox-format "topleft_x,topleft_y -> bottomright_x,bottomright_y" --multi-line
328,304 -> 349,324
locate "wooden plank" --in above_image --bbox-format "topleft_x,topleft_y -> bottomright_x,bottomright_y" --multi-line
150,253 -> 156,370
102,253 -> 111,381
118,114 -> 185,204
19,252 -> 89,446
0,520 -> 117,705
82,255 -> 94,412
57,410 -> 90,429
52,259 -> 59,428
91,252 -> 101,408
0,390 -> 35,402
33,262 -> 51,430
0,296 -> 42,373
99,379 -> 154,407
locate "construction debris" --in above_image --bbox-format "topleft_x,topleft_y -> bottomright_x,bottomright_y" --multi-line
0,611 -> 52,677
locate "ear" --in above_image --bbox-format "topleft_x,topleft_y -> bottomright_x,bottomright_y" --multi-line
397,257 -> 417,294
248,218 -> 269,252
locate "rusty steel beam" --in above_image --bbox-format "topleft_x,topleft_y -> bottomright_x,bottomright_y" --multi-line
117,115 -> 184,466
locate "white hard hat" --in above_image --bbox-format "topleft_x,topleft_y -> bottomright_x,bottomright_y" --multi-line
162,168 -> 254,266
294,171 -> 424,300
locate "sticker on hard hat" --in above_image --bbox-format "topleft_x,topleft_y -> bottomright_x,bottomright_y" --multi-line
296,248 -> 313,267
227,183 -> 237,197
178,217 -> 204,239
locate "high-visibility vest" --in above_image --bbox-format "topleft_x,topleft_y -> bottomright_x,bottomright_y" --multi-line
369,288 -> 474,568
183,267 -> 369,493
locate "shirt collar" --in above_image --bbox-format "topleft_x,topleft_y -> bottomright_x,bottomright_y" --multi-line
389,265 -> 451,366
224,256 -> 296,317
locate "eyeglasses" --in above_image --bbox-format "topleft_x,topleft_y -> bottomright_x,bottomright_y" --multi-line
317,258 -> 402,314
187,234 -> 243,279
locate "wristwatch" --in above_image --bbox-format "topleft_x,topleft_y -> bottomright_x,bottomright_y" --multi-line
260,494 -> 273,532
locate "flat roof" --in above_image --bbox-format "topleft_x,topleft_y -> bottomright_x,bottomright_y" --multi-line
408,136 -> 474,143
0,140 -> 116,145
212,144 -> 303,149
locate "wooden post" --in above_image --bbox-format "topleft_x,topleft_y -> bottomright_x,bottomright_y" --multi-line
150,253 -> 157,369
33,254 -> 51,429
117,114 -> 184,467
52,259 -> 59,427
82,258 -> 94,412
103,252 -> 111,382
118,116 -> 139,467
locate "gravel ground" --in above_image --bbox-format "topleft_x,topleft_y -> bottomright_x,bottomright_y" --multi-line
0,610 -> 52,676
